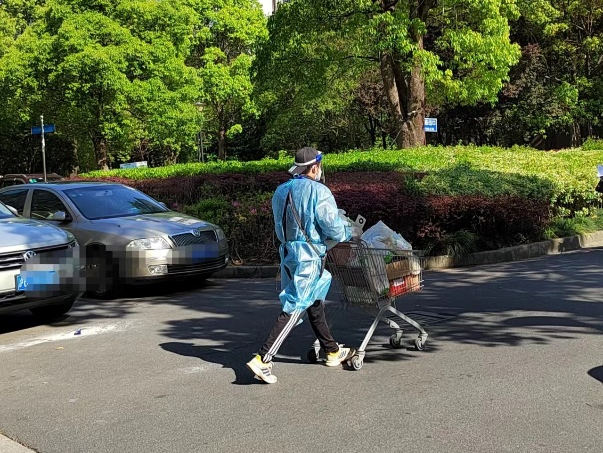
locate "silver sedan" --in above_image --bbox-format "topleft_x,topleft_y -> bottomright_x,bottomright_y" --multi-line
0,182 -> 229,297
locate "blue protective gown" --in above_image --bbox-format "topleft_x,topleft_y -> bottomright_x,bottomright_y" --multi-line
273,177 -> 352,314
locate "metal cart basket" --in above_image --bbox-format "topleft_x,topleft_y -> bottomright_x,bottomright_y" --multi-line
309,240 -> 427,370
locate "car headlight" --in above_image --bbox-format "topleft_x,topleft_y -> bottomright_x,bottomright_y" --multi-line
215,228 -> 226,241
127,237 -> 171,250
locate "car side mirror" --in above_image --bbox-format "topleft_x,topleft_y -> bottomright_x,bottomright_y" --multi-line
51,211 -> 69,222
6,205 -> 18,216
159,202 -> 168,209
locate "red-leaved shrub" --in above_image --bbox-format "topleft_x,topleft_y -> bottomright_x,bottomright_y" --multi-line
72,172 -> 552,263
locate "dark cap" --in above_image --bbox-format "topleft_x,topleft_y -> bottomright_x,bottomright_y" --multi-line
288,147 -> 323,175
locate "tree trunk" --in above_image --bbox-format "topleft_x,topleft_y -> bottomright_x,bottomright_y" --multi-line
69,138 -> 80,177
92,135 -> 109,171
380,51 -> 406,149
364,114 -> 377,146
377,0 -> 428,149
570,122 -> 581,148
218,121 -> 226,161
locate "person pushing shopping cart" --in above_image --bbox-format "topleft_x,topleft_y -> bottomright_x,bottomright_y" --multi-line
246,147 -> 362,384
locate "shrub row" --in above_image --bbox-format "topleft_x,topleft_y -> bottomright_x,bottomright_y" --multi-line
76,171 -> 552,264
73,145 -> 603,263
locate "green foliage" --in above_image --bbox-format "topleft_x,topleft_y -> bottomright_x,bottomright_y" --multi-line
512,1 -> 603,143
581,138 -> 603,151
182,197 -> 233,233
183,192 -> 278,264
544,210 -> 603,239
424,229 -> 481,258
0,0 -> 268,172
255,0 -> 521,149
80,145 -> 603,218
190,0 -> 268,160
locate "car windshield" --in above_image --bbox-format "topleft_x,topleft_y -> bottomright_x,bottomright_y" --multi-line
0,202 -> 16,219
63,185 -> 169,220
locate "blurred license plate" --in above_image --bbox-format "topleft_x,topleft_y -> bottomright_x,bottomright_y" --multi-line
16,271 -> 58,292
191,245 -> 219,262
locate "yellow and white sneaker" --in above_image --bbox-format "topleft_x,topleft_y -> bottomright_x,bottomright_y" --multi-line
246,355 -> 277,384
325,346 -> 356,367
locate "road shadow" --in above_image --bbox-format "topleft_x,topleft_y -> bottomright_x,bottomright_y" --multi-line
0,278 -> 214,336
157,280 -> 428,384
155,249 -> 603,375
157,301 -> 363,385
588,366 -> 603,384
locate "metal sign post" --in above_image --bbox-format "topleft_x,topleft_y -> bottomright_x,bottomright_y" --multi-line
196,131 -> 205,163
30,117 -> 55,182
40,115 -> 47,182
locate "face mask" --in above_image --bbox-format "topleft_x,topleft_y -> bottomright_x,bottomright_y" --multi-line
315,166 -> 322,182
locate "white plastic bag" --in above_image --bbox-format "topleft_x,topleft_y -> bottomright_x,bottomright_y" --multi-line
361,221 -> 412,252
357,221 -> 417,295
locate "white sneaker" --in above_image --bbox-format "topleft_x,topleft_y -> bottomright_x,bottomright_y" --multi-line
246,355 -> 277,384
325,346 -> 356,367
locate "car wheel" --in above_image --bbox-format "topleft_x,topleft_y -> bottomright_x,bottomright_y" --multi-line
86,246 -> 119,299
30,296 -> 77,319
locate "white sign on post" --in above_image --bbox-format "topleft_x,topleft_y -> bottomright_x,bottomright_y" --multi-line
120,161 -> 148,169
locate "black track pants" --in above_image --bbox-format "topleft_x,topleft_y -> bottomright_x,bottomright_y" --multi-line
258,300 -> 339,363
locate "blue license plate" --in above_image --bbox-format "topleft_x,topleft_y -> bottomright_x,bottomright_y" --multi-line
16,271 -> 58,292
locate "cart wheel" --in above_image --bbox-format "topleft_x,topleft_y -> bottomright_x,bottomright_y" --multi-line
351,357 -> 363,371
414,338 -> 426,351
307,349 -> 319,363
389,333 -> 404,349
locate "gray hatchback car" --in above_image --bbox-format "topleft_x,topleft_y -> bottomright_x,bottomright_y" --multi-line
0,182 -> 229,296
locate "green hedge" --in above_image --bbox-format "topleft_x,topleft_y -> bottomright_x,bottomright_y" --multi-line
82,145 -> 603,213
76,146 -> 603,263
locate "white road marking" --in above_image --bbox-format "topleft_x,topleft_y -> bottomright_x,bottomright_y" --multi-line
178,364 -> 222,374
0,434 -> 36,453
0,322 -> 132,353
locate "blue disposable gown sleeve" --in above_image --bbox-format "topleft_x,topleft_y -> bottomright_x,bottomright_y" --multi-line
315,184 -> 352,244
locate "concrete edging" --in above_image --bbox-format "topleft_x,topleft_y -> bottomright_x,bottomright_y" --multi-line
214,230 -> 603,278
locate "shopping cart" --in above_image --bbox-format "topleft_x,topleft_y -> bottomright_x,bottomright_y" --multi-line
307,240 -> 427,370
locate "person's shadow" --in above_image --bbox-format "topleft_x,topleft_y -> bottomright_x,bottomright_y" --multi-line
158,306 -> 317,385
160,340 -> 307,385
588,366 -> 603,384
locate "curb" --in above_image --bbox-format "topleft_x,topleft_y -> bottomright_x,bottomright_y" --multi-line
213,231 -> 603,279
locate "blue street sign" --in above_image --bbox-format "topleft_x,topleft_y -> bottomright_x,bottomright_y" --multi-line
31,124 -> 55,135
424,118 -> 437,133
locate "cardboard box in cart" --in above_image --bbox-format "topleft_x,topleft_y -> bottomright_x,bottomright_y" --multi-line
328,243 -> 421,303
385,259 -> 421,296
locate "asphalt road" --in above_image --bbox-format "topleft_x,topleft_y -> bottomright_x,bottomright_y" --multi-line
0,249 -> 602,453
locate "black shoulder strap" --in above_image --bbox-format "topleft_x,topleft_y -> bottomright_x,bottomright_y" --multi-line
287,189 -> 321,256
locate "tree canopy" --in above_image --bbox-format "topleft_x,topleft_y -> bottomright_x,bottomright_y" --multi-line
0,0 -> 602,173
